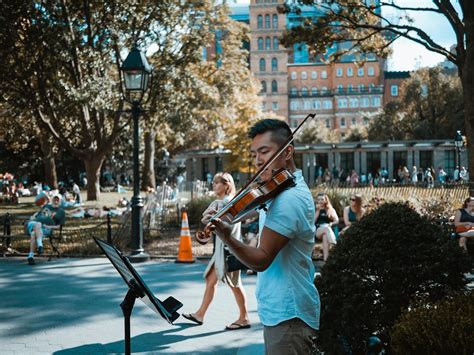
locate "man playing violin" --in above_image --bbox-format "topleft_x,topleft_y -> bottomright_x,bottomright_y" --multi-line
210,118 -> 319,354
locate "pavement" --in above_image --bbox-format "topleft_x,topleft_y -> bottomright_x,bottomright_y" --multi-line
0,256 -> 265,355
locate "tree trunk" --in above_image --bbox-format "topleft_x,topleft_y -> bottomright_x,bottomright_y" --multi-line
462,2 -> 474,196
84,155 -> 105,201
38,133 -> 58,189
142,130 -> 156,191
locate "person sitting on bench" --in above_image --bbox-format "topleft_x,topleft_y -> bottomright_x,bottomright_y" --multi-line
26,194 -> 65,265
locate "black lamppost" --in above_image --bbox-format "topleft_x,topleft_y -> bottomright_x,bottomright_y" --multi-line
454,130 -> 464,172
121,46 -> 152,263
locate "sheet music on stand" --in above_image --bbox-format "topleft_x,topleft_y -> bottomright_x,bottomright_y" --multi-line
94,237 -> 182,323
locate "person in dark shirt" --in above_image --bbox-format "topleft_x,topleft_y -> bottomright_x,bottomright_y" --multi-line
26,194 -> 66,265
454,197 -> 474,251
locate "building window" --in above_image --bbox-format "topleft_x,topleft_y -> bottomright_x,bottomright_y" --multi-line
271,80 -> 278,93
363,117 -> 369,125
419,151 -> 433,170
444,150 -> 456,176
260,81 -> 267,93
290,72 -> 297,80
340,152 -> 354,171
311,87 -> 318,96
351,117 -> 356,125
258,37 -> 263,50
336,67 -> 343,77
304,100 -> 311,109
368,66 -> 375,76
323,100 -> 332,109
369,83 -> 375,92
259,58 -> 266,72
257,15 -> 263,29
272,14 -> 278,29
325,119 -> 330,128
361,97 -> 370,107
347,84 -> 354,92
421,84 -> 428,97
357,67 -> 364,76
273,37 -> 279,49
340,117 -> 346,127
372,97 -> 381,107
338,98 -> 348,108
391,85 -> 398,96
290,101 -> 299,110
265,14 -> 271,28
321,86 -> 328,94
290,87 -> 298,95
313,100 -> 321,109
366,151 -> 381,175
321,70 -> 327,79
311,71 -> 317,79
347,67 -> 353,77
337,84 -> 343,93
301,71 -> 307,79
301,87 -> 308,96
272,101 -> 279,110
262,101 -> 267,110
265,37 -> 271,50
358,84 -> 365,93
349,98 -> 359,108
271,58 -> 278,72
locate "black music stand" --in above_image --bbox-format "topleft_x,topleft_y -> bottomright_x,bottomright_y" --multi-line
94,237 -> 183,355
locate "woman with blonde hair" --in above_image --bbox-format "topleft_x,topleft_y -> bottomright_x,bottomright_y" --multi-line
314,192 -> 339,261
341,194 -> 365,234
182,172 -> 250,330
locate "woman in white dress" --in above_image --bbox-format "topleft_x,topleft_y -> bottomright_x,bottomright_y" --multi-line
182,172 -> 250,330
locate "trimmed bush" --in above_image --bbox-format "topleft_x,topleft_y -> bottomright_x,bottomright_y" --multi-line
316,202 -> 472,354
391,291 -> 474,354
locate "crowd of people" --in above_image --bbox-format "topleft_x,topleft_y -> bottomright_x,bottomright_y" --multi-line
313,165 -> 469,188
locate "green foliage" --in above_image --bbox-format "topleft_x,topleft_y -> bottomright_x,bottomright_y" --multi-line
317,202 -> 472,354
185,196 -> 215,227
391,292 -> 474,354
368,67 -> 464,141
296,120 -> 338,144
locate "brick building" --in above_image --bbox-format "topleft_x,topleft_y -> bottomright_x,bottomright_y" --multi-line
230,1 -> 410,140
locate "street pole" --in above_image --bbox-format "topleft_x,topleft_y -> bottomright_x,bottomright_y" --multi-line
129,101 -> 149,262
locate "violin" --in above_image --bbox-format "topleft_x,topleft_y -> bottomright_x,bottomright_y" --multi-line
195,113 -> 315,245
195,168 -> 296,244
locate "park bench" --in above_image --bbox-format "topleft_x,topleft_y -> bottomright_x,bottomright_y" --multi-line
0,213 -> 63,260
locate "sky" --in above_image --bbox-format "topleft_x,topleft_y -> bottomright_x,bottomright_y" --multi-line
231,0 -> 458,71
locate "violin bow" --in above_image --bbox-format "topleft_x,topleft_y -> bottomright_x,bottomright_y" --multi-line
211,112 -> 316,221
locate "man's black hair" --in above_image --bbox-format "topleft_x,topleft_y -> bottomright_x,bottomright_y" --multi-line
248,119 -> 293,146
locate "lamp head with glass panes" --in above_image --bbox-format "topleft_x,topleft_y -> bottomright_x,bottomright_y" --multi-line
120,46 -> 152,104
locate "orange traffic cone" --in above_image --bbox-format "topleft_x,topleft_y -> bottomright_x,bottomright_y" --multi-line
176,210 -> 195,263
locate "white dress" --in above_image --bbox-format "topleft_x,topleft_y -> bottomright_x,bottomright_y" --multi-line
202,197 -> 243,287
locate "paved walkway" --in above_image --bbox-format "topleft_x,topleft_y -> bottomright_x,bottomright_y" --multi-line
0,257 -> 264,354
